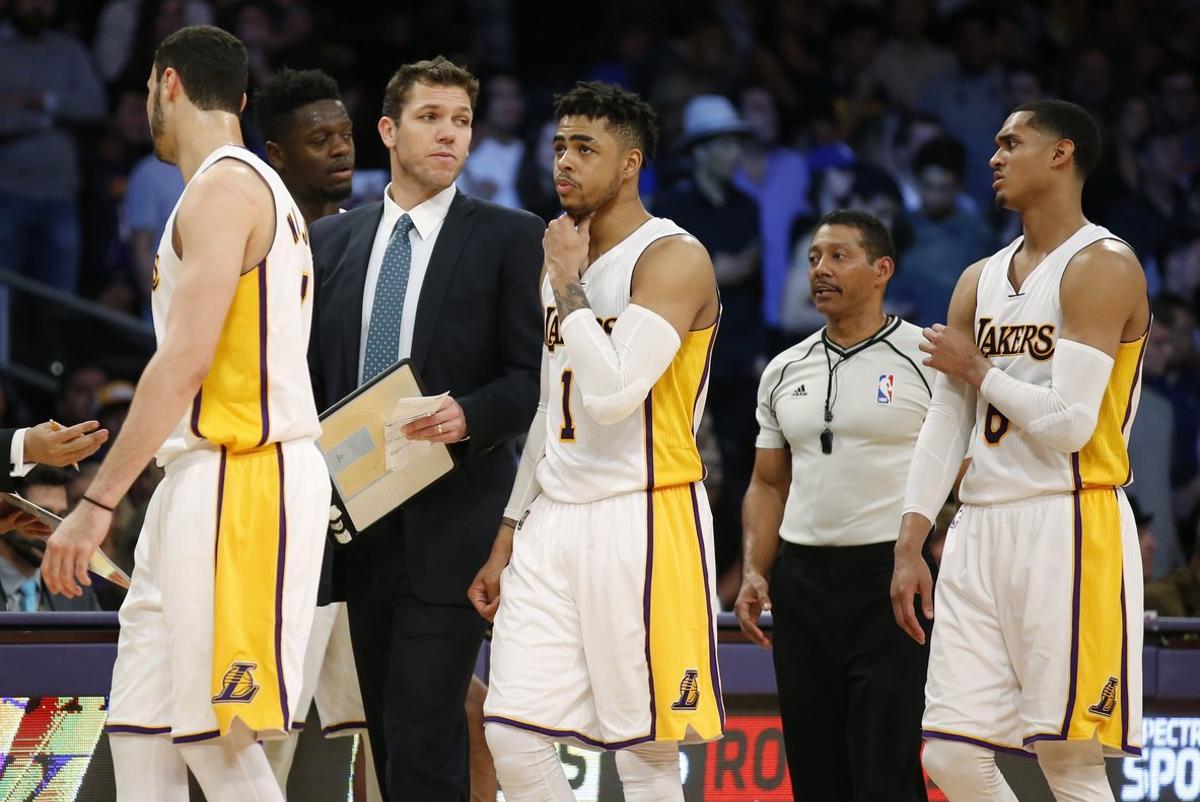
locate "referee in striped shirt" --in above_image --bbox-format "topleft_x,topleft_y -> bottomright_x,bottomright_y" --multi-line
736,210 -> 936,801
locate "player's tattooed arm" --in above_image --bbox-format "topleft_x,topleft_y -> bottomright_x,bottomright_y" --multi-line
551,279 -> 591,318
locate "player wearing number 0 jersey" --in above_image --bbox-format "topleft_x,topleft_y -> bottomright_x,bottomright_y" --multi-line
892,100 -> 1149,801
470,82 -> 722,802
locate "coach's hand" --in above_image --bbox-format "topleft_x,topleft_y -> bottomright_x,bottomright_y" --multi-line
469,522 -> 514,622
42,502 -> 111,598
403,396 -> 468,443
891,544 -> 934,645
734,572 -> 772,648
24,420 -> 108,468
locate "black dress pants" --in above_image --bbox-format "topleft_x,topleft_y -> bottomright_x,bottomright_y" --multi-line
343,534 -> 487,802
771,540 -> 933,802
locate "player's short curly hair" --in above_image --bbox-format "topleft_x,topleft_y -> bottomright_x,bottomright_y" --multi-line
553,81 -> 659,162
253,68 -> 343,144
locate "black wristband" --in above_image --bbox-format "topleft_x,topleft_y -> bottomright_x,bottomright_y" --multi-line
82,495 -> 116,513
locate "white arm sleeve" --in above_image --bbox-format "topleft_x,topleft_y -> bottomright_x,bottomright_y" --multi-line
502,348 -> 550,521
979,338 -> 1114,453
902,373 -> 976,524
559,304 -> 682,426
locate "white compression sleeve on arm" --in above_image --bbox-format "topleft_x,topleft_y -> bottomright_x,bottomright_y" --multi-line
559,304 -> 682,425
902,372 -> 976,524
979,338 -> 1114,453
502,348 -> 550,521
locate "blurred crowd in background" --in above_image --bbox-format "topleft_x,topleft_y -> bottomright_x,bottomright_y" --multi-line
1,0 -> 1198,613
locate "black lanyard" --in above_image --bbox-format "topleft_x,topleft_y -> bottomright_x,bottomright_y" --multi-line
819,316 -> 894,454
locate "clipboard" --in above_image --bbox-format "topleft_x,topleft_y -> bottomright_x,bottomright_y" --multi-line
0,492 -> 133,589
317,359 -> 456,535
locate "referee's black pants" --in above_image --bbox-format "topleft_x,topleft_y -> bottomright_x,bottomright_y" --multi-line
771,540 -> 934,802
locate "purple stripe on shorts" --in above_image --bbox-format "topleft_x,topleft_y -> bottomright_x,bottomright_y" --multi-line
483,716 -> 654,751
213,446 -> 227,562
1119,573 -> 1131,753
323,721 -> 368,735
173,729 -> 221,744
1059,490 -> 1084,738
106,724 -> 172,736
689,483 -> 724,727
923,729 -> 1033,759
274,442 -> 289,731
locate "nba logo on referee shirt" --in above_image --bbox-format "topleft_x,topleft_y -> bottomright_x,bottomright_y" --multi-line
671,670 -> 701,710
212,662 -> 260,704
877,374 -> 895,404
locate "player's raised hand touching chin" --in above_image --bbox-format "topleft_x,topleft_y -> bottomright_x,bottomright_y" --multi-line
543,215 -> 590,282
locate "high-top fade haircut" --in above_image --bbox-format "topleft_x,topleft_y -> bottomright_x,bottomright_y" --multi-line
153,25 -> 247,114
1012,99 -> 1102,179
554,81 -> 660,162
817,210 -> 896,263
381,56 -> 480,120
254,68 -> 343,143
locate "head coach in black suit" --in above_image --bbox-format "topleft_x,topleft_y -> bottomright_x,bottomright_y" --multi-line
306,57 -> 544,801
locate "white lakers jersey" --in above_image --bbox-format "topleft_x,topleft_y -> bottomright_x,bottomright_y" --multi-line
536,217 -> 716,504
153,145 -> 321,463
959,223 -> 1147,505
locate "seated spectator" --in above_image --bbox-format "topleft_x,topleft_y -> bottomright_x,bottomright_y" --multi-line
92,0 -> 213,83
515,118 -> 561,222
0,466 -> 100,612
1145,547 -> 1200,619
871,0 -> 955,110
892,134 -> 994,325
54,364 -> 109,426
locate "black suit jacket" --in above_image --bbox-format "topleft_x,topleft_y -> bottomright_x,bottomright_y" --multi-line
1,428 -> 17,493
309,191 -> 544,606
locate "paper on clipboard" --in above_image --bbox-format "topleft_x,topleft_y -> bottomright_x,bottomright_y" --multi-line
0,491 -> 133,589
316,360 -> 456,533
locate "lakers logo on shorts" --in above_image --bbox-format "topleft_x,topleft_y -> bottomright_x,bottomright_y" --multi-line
212,661 -> 260,704
670,669 -> 701,711
1087,676 -> 1119,718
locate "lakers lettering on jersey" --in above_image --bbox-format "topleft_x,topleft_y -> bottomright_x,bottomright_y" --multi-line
152,145 -> 321,464
959,223 -> 1147,506
535,217 -> 717,505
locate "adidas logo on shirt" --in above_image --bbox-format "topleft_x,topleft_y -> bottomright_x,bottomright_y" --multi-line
792,385 -> 807,397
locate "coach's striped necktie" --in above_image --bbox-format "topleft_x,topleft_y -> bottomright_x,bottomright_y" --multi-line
361,213 -> 415,384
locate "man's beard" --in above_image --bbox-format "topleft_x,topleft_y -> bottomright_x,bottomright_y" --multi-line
150,92 -> 175,165
561,173 -> 621,219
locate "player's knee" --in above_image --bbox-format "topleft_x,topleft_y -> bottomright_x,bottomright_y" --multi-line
922,738 -> 997,791
613,741 -> 679,783
484,721 -> 555,769
1035,739 -> 1111,800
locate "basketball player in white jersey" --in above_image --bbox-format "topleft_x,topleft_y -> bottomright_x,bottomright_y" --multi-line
43,26 -> 331,802
467,81 -> 723,801
891,99 -> 1149,800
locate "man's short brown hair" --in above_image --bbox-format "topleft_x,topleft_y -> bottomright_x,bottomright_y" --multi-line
381,56 -> 480,120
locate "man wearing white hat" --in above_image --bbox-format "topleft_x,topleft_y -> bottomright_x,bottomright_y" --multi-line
654,95 -> 764,590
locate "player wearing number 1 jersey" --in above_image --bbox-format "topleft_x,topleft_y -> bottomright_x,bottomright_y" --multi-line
468,82 -> 722,802
891,100 -> 1149,801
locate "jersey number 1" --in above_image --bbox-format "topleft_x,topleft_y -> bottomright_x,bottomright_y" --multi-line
560,370 -> 576,441
984,404 -> 1010,445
